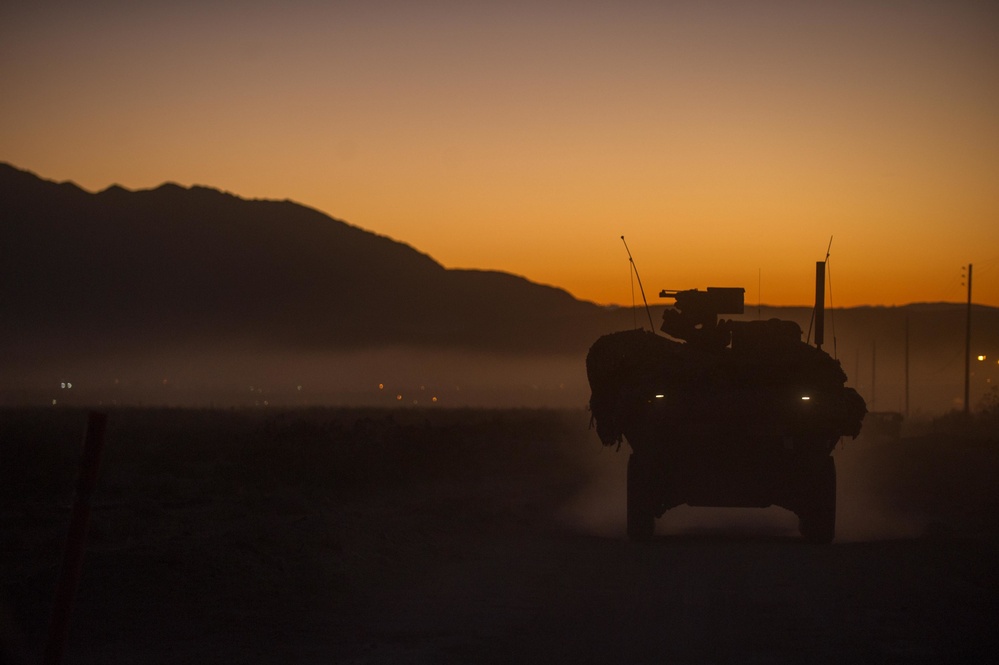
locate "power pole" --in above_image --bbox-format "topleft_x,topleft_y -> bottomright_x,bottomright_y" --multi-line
872,340 -> 876,412
964,263 -> 973,416
905,313 -> 910,418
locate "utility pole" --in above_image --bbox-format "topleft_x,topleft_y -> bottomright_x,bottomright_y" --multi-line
814,261 -> 825,350
872,340 -> 876,412
905,313 -> 910,418
964,263 -> 973,416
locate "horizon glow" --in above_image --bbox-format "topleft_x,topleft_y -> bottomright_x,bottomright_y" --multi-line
3,1 -> 998,307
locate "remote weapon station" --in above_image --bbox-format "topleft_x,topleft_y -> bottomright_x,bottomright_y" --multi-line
586,252 -> 866,543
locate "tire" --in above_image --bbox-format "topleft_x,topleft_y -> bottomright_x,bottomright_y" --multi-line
798,456 -> 836,544
627,454 -> 656,542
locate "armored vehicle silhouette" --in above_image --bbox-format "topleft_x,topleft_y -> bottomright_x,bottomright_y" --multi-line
586,284 -> 866,543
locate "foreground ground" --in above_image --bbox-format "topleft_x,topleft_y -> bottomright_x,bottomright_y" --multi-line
2,407 -> 998,663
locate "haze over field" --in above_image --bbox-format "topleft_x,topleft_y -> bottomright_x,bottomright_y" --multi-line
2,164 -> 998,413
3,1 -> 998,307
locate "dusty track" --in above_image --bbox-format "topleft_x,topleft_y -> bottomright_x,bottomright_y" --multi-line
2,408 -> 998,663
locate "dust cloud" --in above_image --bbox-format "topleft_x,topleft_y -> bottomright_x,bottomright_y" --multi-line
557,443 -> 629,537
559,429 -> 963,543
834,436 -> 926,541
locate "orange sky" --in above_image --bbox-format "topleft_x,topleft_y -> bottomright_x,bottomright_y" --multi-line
3,1 -> 998,307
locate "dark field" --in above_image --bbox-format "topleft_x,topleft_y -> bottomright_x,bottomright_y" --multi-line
2,407 -> 998,664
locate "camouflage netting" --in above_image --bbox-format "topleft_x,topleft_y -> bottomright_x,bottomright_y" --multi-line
586,329 -> 682,447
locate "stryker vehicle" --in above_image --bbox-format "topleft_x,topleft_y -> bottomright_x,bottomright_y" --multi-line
586,279 -> 866,543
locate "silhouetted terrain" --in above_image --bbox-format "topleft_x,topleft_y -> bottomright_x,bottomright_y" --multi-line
0,163 -> 618,354
2,163 -> 997,412
1,407 -> 997,663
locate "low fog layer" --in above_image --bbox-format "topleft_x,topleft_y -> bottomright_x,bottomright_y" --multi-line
1,348 -> 591,409
5,302 -> 997,416
3,165 -> 997,414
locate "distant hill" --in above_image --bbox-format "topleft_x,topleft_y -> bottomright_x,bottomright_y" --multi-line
0,162 -> 625,358
2,162 -> 996,411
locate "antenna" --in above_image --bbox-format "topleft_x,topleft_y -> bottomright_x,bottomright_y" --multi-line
621,236 -> 656,334
824,236 -> 837,358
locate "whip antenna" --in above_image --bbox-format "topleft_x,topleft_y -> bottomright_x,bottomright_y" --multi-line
823,236 -> 838,359
621,236 -> 657,333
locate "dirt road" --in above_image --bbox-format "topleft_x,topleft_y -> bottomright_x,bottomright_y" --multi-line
338,528 -> 998,664
3,408 -> 998,663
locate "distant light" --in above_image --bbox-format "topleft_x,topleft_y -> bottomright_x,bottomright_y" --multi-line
432,396 -> 438,403
52,399 -> 57,405
654,394 -> 665,399
978,355 -> 987,361
297,385 -> 303,391
396,394 -> 403,401
378,383 -> 385,390
801,396 -> 811,401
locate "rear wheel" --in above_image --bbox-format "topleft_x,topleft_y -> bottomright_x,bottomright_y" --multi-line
627,454 -> 656,542
798,456 -> 836,544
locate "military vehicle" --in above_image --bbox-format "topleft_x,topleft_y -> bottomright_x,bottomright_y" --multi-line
586,278 -> 866,543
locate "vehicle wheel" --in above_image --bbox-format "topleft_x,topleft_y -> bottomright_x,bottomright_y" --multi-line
627,454 -> 656,542
798,456 -> 836,544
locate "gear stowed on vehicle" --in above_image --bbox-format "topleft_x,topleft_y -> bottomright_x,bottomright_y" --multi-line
586,268 -> 867,543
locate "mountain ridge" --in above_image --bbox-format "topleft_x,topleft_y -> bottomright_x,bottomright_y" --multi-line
3,162 -> 997,411
0,162 -> 614,360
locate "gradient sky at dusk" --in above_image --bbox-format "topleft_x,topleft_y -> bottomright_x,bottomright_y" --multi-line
3,1 -> 998,307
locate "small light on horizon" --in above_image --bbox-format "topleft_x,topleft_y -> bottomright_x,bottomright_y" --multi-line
977,354 -> 987,361
654,394 -> 665,399
396,394 -> 403,401
378,383 -> 385,390
801,396 -> 811,401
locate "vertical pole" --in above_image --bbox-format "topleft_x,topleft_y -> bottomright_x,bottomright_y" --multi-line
44,411 -> 108,665
814,261 -> 825,350
758,268 -> 762,320
872,340 -> 877,411
855,349 -> 860,391
964,263 -> 973,416
905,313 -> 910,418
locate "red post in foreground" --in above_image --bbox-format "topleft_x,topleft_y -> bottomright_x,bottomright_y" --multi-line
43,411 -> 108,665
